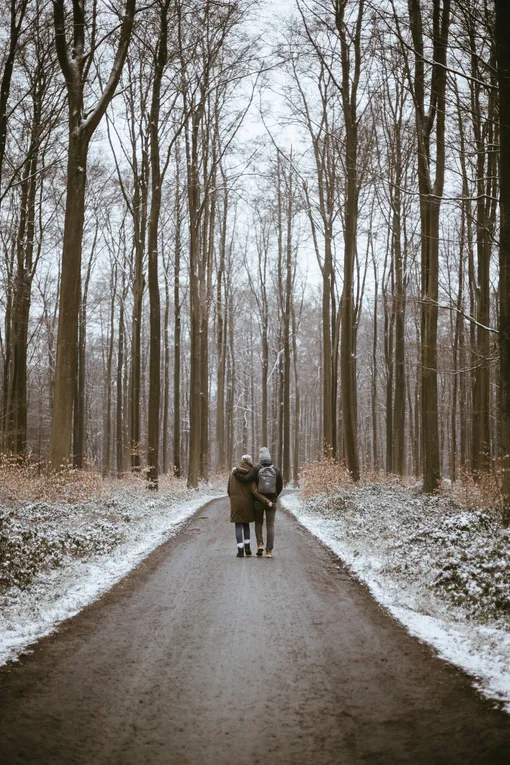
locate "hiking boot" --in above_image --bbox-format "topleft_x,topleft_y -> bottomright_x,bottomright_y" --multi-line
237,547 -> 244,558
256,544 -> 264,557
265,550 -> 272,558
244,543 -> 252,556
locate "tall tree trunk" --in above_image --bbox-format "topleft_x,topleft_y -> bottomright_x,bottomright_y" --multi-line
383,255 -> 394,473
339,108 -> 360,481
450,220 -> 465,482
282,161 -> 293,484
147,0 -> 170,489
406,0 -> 450,492
371,249 -> 379,470
0,1 -> 28,189
420,194 -> 441,491
116,292 -> 125,478
162,270 -> 170,475
184,98 -> 204,487
392,131 -> 406,475
496,0 -> 510,522
104,266 -> 116,476
470,24 -> 497,476
276,155 -> 285,469
261,317 -> 269,447
51,134 -> 88,468
6,87 -> 41,456
49,0 -> 136,469
2,243 -> 14,450
173,148 -> 182,477
73,234 -> 95,469
292,303 -> 300,484
215,182 -> 227,470
250,321 -> 256,458
225,292 -> 235,468
129,143 -> 149,472
337,0 -> 363,482
406,376 -> 415,475
199,159 -> 216,481
322,261 -> 333,456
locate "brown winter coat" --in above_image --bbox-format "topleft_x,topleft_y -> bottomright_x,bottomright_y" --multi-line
227,460 -> 271,523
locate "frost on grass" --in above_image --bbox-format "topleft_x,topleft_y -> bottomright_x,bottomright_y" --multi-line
0,502 -> 125,592
303,485 -> 510,623
0,471 -> 223,665
281,483 -> 510,710
0,476 -> 209,593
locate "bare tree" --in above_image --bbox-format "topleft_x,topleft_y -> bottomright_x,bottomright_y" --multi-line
49,0 -> 136,469
496,0 -> 510,522
5,14 -> 57,455
291,16 -> 341,459
0,0 -> 29,189
147,0 -> 172,488
392,0 -> 451,492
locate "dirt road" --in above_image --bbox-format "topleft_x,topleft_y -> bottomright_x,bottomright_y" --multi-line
1,496 -> 509,764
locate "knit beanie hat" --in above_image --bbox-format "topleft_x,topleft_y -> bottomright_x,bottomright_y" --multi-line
241,454 -> 253,465
259,446 -> 271,463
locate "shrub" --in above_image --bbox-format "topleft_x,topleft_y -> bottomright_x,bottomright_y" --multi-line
299,457 -> 354,498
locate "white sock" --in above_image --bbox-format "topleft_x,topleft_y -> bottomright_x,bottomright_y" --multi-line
237,542 -> 244,548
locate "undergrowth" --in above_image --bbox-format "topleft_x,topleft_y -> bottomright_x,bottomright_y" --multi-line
0,454 -> 226,505
0,456 -> 222,593
299,456 -> 505,516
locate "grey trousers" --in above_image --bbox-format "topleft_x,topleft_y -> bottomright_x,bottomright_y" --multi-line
255,507 -> 276,551
235,523 -> 250,545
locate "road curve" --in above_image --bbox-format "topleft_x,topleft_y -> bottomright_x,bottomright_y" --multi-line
0,496 -> 509,765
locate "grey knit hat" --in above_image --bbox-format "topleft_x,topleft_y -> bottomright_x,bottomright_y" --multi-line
241,454 -> 253,465
259,446 -> 271,463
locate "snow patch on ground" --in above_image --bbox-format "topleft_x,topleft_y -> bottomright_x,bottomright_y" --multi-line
0,487 -> 223,666
281,488 -> 510,712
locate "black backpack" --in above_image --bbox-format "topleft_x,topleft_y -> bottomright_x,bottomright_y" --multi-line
257,465 -> 277,494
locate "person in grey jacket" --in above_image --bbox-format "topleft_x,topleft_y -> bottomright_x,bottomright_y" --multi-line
233,447 -> 283,557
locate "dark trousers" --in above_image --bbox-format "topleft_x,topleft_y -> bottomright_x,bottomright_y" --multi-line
255,506 -> 276,551
235,523 -> 250,545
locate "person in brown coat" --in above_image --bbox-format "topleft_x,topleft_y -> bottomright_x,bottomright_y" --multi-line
227,454 -> 272,557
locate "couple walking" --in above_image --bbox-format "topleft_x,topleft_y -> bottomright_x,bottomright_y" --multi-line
227,447 -> 283,558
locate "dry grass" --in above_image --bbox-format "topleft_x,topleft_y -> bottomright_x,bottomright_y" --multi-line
0,454 -> 213,505
441,466 -> 504,511
0,454 -> 104,504
299,457 -> 354,498
299,455 -> 505,512
1,451 -> 503,513
299,456 -> 418,498
358,468 -> 418,488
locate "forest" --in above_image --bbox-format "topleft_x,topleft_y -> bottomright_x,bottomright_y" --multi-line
3,1 -> 510,731
0,0 -> 509,516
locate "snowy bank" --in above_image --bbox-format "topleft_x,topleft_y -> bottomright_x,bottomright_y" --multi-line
0,484 -> 223,666
281,487 -> 510,712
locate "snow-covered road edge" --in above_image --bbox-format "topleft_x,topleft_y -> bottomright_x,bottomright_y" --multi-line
281,493 -> 510,712
0,492 -> 224,667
